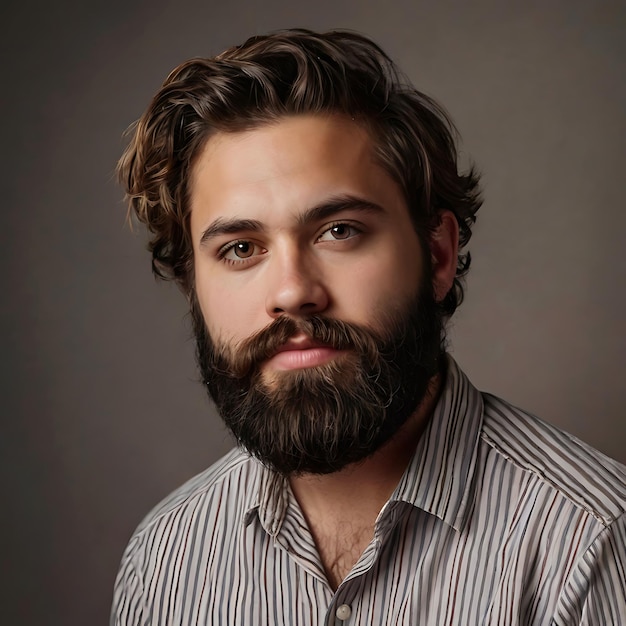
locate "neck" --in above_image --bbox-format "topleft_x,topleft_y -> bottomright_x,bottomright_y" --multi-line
288,371 -> 443,590
289,371 -> 443,523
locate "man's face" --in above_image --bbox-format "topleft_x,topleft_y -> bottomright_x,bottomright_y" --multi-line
190,114 -> 425,350
189,114 -> 443,474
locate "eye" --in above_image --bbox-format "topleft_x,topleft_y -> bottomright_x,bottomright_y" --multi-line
229,241 -> 254,258
218,240 -> 266,264
317,222 -> 361,242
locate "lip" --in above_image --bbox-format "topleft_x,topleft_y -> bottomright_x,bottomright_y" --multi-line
273,336 -> 326,353
264,336 -> 344,371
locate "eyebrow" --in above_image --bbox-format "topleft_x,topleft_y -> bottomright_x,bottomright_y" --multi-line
198,194 -> 386,247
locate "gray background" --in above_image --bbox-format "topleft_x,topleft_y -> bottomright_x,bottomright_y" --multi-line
2,0 -> 624,624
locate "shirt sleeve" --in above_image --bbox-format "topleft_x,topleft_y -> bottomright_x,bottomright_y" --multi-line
110,545 -> 146,626
552,512 -> 626,625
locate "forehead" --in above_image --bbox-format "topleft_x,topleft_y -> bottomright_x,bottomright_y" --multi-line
188,114 -> 407,233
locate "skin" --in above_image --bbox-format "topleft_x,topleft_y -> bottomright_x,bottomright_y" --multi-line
189,113 -> 459,589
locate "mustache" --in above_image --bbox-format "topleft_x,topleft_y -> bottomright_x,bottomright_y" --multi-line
211,315 -> 382,379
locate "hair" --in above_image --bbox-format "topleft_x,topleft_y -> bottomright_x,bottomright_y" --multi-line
118,28 -> 481,316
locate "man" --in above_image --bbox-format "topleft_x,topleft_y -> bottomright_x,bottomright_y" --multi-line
112,29 -> 626,625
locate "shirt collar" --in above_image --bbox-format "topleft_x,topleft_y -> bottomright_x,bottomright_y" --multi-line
241,454 -> 287,535
391,355 -> 483,531
244,355 -> 483,535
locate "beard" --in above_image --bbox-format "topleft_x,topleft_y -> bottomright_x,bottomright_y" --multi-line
192,280 -> 444,476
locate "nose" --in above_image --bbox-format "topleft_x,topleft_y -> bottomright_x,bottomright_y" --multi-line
265,246 -> 329,319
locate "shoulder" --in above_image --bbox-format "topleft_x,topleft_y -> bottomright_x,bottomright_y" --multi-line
480,392 -> 626,526
128,447 -> 259,546
112,448 -> 261,621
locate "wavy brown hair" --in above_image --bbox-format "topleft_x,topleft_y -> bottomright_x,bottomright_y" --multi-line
118,29 -> 481,315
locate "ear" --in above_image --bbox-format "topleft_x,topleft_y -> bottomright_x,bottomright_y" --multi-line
428,210 -> 459,303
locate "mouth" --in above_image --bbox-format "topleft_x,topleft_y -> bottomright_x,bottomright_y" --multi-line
262,335 -> 346,372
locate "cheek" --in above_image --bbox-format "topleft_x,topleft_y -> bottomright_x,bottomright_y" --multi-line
195,278 -> 266,344
335,260 -> 418,324
362,246 -> 422,298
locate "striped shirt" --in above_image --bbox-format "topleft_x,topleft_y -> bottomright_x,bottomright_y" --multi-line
111,357 -> 626,625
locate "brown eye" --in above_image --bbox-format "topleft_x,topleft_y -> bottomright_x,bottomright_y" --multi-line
318,222 -> 360,243
330,224 -> 351,239
233,241 -> 254,258
220,240 -> 265,264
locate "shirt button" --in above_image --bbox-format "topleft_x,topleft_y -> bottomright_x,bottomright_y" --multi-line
336,604 -> 352,621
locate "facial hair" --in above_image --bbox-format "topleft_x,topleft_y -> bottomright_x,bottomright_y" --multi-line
192,282 -> 444,476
